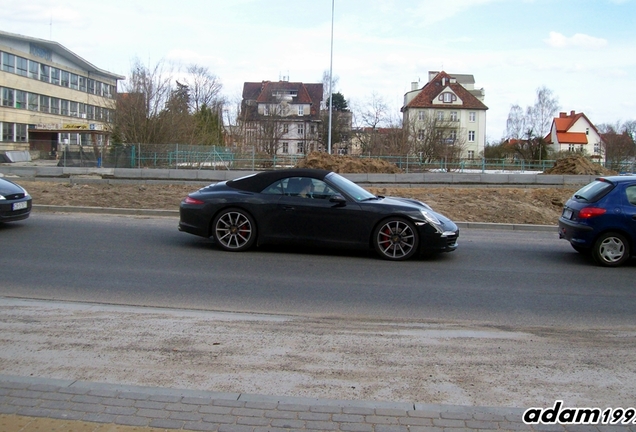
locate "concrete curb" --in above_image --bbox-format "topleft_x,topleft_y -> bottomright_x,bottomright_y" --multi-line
31,204 -> 558,232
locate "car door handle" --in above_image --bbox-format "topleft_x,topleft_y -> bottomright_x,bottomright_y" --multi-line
282,206 -> 295,211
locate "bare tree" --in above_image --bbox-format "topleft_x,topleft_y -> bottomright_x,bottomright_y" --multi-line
114,58 -> 175,145
527,86 -> 560,138
504,86 -> 559,160
598,121 -> 636,171
404,112 -> 466,164
183,64 -> 224,113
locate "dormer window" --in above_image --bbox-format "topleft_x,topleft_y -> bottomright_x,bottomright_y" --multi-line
439,92 -> 456,103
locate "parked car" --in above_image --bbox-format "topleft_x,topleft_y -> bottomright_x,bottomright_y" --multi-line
559,176 -> 636,266
0,177 -> 32,223
179,169 -> 459,261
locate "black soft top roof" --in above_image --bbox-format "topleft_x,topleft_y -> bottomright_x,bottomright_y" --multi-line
226,169 -> 332,192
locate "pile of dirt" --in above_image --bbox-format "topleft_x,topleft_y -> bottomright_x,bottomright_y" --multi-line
296,152 -> 402,173
543,155 -> 616,176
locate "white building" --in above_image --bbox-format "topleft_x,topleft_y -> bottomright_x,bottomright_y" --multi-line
545,111 -> 604,161
401,71 -> 488,160
0,30 -> 123,159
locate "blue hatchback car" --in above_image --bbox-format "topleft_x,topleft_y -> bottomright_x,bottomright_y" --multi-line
559,176 -> 636,266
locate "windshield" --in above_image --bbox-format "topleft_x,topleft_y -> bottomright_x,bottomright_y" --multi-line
573,180 -> 614,202
326,172 -> 376,202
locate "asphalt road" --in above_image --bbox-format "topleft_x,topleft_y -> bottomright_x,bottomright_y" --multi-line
1,212 -> 634,328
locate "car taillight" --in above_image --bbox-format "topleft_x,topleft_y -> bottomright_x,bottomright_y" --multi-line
578,207 -> 606,219
184,196 -> 205,205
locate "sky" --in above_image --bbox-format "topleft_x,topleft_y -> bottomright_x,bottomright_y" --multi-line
3,0 -> 635,142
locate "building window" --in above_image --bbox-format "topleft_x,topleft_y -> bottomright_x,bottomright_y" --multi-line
468,150 -> 475,160
79,103 -> 86,118
264,104 -> 270,116
16,57 -> 28,76
28,60 -> 39,79
61,100 -> 69,116
15,124 -> 27,142
2,52 -> 15,73
79,76 -> 87,92
418,111 -> 426,121
39,64 -> 50,82
298,105 -> 304,116
69,101 -> 78,117
450,111 -> 458,121
418,129 -> 425,140
586,128 -> 590,135
15,90 -> 26,109
448,130 -> 457,142
28,93 -> 38,111
40,95 -> 50,113
87,105 -> 94,120
310,125 -> 315,134
282,142 -> 289,153
594,142 -> 600,153
297,124 -> 304,135
50,97 -> 60,114
51,67 -> 60,85
439,92 -> 456,103
2,123 -> 14,141
2,88 -> 14,107
297,142 -> 304,154
468,130 -> 475,142
87,79 -> 96,94
437,111 -> 444,121
283,123 -> 289,134
61,71 -> 70,87
469,111 -> 476,122
70,74 -> 79,90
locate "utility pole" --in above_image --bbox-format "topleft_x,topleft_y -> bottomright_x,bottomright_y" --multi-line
327,0 -> 334,154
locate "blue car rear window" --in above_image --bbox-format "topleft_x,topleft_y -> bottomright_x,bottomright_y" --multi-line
573,180 -> 614,202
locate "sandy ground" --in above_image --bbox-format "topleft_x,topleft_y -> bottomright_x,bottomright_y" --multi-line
1,298 -> 635,408
19,180 -> 578,226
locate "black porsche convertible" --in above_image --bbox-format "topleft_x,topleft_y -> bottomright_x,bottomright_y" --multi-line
178,169 -> 458,260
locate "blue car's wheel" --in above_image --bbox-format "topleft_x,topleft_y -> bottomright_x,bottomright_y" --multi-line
373,218 -> 419,261
213,208 -> 256,252
592,232 -> 630,267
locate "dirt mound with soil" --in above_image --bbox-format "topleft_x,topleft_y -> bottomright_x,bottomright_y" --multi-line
543,155 -> 616,176
296,152 -> 402,173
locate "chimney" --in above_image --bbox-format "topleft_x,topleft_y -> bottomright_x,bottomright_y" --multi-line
559,112 -> 567,118
411,82 -> 418,91
570,110 -> 576,116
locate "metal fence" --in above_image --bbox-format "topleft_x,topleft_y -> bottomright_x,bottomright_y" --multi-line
51,143 -> 636,174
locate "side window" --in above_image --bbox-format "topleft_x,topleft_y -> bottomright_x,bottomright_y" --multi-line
281,177 -> 337,199
626,186 -> 636,206
261,180 -> 284,195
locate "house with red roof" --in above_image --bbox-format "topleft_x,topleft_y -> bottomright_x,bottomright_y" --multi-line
545,111 -> 604,161
401,71 -> 488,160
240,80 -> 323,156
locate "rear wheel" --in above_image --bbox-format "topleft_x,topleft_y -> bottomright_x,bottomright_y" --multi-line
373,218 -> 419,261
213,208 -> 256,252
592,232 -> 630,267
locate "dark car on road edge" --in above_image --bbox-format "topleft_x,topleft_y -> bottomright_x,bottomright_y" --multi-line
0,177 -> 32,223
179,169 -> 459,261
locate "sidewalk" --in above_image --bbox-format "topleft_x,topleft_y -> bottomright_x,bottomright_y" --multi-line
1,375 -> 632,431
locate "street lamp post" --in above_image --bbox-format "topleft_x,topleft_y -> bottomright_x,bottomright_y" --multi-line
327,0 -> 334,154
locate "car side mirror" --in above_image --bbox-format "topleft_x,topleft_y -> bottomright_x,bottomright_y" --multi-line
329,195 -> 347,206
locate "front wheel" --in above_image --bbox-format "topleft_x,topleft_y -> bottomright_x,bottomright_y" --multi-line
592,232 -> 630,267
212,208 -> 256,252
373,218 -> 419,261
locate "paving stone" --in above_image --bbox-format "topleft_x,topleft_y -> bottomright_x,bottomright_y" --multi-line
149,417 -> 185,429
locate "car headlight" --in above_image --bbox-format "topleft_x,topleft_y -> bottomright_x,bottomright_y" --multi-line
0,195 -> 5,200
420,209 -> 443,229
